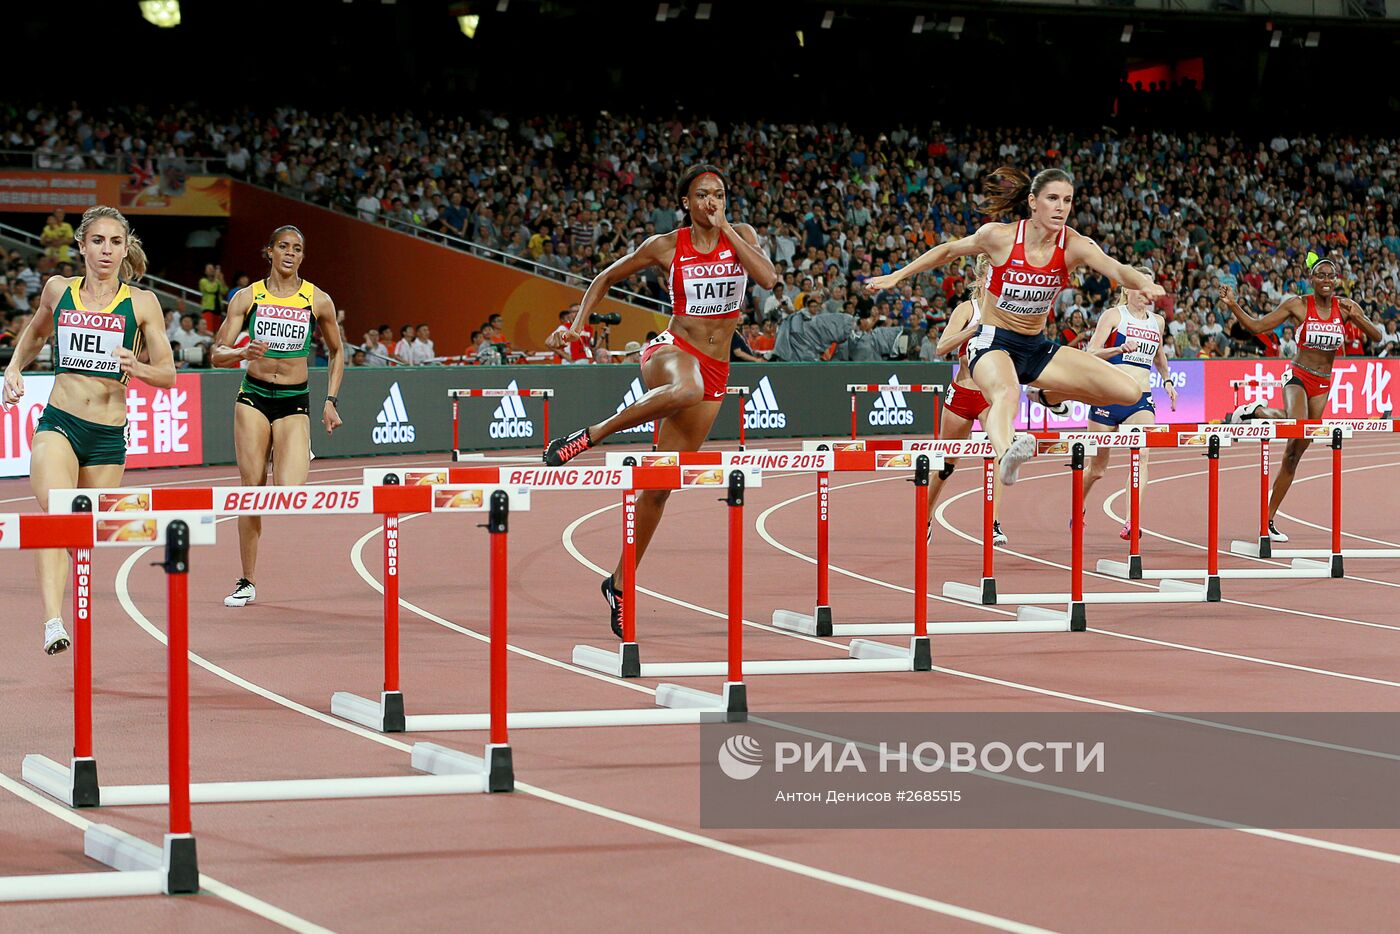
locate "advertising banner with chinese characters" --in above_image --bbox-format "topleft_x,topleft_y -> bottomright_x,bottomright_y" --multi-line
0,374 -> 203,477
1206,359 -> 1397,420
0,170 -> 231,216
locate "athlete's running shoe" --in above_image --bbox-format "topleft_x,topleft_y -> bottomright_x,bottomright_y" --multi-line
601,575 -> 624,639
1224,401 -> 1268,424
1119,522 -> 1133,541
926,518 -> 934,545
544,428 -> 593,467
1036,389 -> 1070,418
992,520 -> 1008,546
998,433 -> 1036,485
224,578 -> 256,607
1268,520 -> 1290,543
43,618 -> 70,656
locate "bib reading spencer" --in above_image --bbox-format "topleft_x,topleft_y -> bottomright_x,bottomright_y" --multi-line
246,278 -> 316,358
53,278 -> 142,382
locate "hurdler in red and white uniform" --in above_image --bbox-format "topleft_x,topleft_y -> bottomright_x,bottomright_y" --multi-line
539,164 -> 779,640
1219,258 -> 1383,542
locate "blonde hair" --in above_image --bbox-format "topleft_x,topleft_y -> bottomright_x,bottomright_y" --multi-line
1113,265 -> 1155,307
970,254 -> 992,304
73,205 -> 147,280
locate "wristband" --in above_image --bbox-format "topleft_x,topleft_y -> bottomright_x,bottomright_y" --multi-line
326,395 -> 339,407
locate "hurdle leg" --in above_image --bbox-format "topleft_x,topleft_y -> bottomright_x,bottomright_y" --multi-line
1257,441 -> 1272,558
381,511 -> 406,732
1069,444 -> 1087,630
1330,430 -> 1344,578
71,524 -> 100,807
620,490 -> 641,676
723,471 -> 747,721
485,492 -> 514,792
910,457 -> 932,670
542,397 -> 550,454
652,418 -> 660,452
980,457 -> 997,603
452,398 -> 460,461
813,471 -> 832,635
850,392 -> 857,440
161,520 -> 198,895
1205,434 -> 1222,601
1127,446 -> 1143,579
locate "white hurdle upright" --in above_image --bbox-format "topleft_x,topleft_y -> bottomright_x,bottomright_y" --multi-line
766,440 -> 1072,637
1096,422 -> 1336,582
26,484 -> 518,807
568,451 -> 933,676
0,511 -> 207,901
330,465 -> 751,731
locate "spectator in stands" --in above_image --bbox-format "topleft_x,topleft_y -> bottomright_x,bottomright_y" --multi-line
169,313 -> 210,367
770,305 -> 854,362
360,329 -> 393,366
1278,325 -> 1299,359
39,211 -> 74,263
351,348 -> 367,366
410,323 -> 436,364
198,263 -> 225,322
1377,319 -> 1400,356
392,324 -> 417,364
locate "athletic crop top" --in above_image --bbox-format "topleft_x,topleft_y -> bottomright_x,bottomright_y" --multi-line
1297,294 -> 1345,353
53,277 -> 142,383
957,304 -> 982,359
246,278 -> 317,359
1104,305 -> 1163,369
668,227 -> 746,318
984,220 -> 1071,319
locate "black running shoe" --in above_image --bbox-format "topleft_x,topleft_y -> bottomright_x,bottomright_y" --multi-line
601,575 -> 624,638
544,428 -> 593,466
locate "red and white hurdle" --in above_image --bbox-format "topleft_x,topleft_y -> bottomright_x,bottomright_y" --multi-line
846,382 -> 945,440
654,384 -> 751,450
26,484 -> 520,809
1,509 -> 207,900
449,386 -> 554,458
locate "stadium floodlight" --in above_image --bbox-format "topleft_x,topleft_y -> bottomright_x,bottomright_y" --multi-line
948,15 -> 964,33
821,9 -> 835,29
457,14 -> 480,37
1120,24 -> 1133,42
796,29 -> 804,47
1305,30 -> 1320,47
497,0 -> 509,11
1270,29 -> 1282,47
912,15 -> 924,34
139,0 -> 180,27
656,3 -> 668,22
696,2 -> 712,19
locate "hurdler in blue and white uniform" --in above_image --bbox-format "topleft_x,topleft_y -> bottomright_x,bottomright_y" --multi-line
1080,265 -> 1178,540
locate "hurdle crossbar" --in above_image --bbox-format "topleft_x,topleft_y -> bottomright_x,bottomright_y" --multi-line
449,386 -> 555,458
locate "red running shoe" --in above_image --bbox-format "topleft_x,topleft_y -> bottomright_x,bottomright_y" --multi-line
544,428 -> 593,466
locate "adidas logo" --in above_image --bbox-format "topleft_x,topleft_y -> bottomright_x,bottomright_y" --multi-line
743,376 -> 788,430
372,382 -> 417,444
489,379 -> 535,439
616,378 -> 655,434
869,374 -> 915,427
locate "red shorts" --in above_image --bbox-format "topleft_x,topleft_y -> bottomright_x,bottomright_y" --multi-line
640,330 -> 730,401
1284,366 -> 1331,399
944,381 -> 989,422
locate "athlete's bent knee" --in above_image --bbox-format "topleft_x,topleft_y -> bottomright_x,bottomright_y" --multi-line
668,382 -> 704,409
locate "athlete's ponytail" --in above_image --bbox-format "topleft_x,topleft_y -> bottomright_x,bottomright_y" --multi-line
970,254 -> 992,304
1112,265 -> 1156,307
676,163 -> 730,227
74,205 -> 146,280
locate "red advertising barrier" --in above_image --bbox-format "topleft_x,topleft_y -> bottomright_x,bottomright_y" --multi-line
1206,359 -> 1398,420
0,374 -> 203,478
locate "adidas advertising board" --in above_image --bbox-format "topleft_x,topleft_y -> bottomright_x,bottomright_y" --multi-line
743,376 -> 788,430
489,379 -> 535,439
373,382 -> 417,444
615,378 -> 655,434
868,375 -> 915,427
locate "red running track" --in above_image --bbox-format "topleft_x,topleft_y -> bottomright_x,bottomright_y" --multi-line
2,439 -> 1399,932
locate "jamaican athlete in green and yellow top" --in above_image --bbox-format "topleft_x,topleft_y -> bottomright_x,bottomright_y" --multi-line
52,278 -> 144,383
245,278 -> 317,359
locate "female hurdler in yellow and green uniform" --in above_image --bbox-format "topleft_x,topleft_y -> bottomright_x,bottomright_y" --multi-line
2,205 -> 176,655
212,225 -> 345,607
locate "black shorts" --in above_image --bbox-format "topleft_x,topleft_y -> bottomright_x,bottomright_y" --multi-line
964,325 -> 1060,384
236,374 -> 310,423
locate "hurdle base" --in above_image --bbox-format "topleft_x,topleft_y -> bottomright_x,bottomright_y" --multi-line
1331,554 -> 1344,578
329,691 -> 409,733
771,606 -> 834,636
846,638 -> 933,672
620,642 -> 641,678
1098,558 -> 1334,580
1257,535 -> 1272,559
1206,575 -> 1221,602
576,641 -> 931,677
1070,602 -> 1086,631
943,581 -> 1000,605
723,682 -> 748,722
1127,554 -> 1143,579
71,756 -> 100,808
945,580 -> 1209,606
163,834 -> 199,895
485,744 -> 514,793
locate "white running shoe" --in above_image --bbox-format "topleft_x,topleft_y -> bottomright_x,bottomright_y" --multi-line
44,618 -> 70,656
992,520 -> 1008,546
1225,401 -> 1267,424
998,433 -> 1036,485
1268,520 -> 1290,543
1037,389 -> 1070,418
224,578 -> 256,607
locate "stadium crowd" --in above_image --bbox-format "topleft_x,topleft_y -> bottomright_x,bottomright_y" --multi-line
5,101 -> 1400,364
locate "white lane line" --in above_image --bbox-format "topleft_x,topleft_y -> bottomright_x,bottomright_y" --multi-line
105,533 -> 1054,933
0,772 -> 334,933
